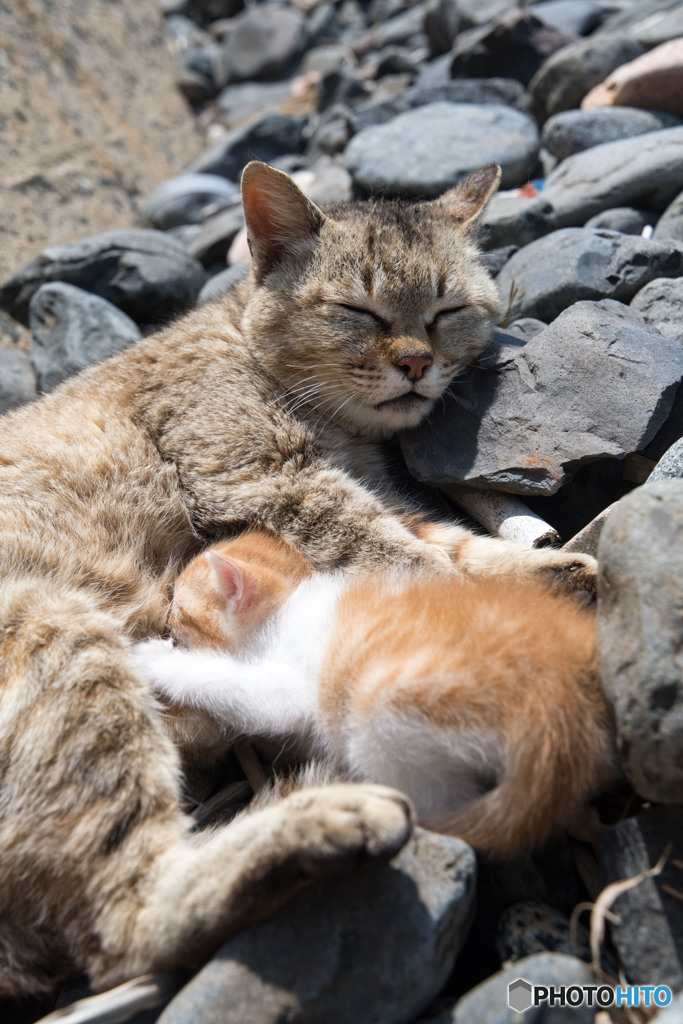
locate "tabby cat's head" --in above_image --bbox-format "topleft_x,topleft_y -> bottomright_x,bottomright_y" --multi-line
241,161 -> 501,439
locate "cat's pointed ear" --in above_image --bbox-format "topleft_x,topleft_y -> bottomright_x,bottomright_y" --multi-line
205,551 -> 252,610
434,164 -> 502,229
241,161 -> 326,278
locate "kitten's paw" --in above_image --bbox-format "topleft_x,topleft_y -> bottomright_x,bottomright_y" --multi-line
282,783 -> 414,877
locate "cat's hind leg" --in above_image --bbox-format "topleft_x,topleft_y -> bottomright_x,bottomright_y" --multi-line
0,582 -> 412,995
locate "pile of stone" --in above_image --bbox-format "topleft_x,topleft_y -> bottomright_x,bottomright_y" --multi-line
2,1 -> 683,1022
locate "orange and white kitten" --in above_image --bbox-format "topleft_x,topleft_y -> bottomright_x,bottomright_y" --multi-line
135,531 -> 616,860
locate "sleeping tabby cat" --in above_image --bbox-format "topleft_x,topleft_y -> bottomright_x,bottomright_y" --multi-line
136,529 -> 616,860
0,160 -> 594,996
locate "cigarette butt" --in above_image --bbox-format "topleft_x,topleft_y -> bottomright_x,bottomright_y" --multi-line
441,485 -> 560,549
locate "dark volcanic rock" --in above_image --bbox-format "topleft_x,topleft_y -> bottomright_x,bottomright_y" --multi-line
28,283 -> 141,392
450,10 -> 577,87
187,204 -> 245,266
496,901 -> 592,964
598,481 -> 683,803
496,228 -> 683,323
584,207 -> 657,235
158,829 -> 476,1024
220,5 -> 307,82
432,953 -> 594,1023
655,190 -> 683,242
631,277 -> 683,340
541,126 -> 683,227
0,229 -> 205,327
189,113 -> 308,181
344,102 -> 539,197
0,348 -> 37,414
350,78 -> 530,135
530,0 -> 611,36
542,107 -> 681,163
142,173 -> 239,230
528,33 -> 643,122
216,80 -> 294,128
599,806 -> 683,989
401,302 -> 683,495
479,195 -> 556,252
198,263 -> 250,304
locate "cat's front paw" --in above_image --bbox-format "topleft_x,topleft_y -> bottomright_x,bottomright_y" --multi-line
281,783 -> 414,877
535,551 -> 597,598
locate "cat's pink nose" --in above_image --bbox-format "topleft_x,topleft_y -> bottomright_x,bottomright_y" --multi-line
394,355 -> 433,381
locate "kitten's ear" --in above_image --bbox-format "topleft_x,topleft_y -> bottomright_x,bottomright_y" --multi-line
434,164 -> 502,229
205,551 -> 252,610
241,161 -> 325,277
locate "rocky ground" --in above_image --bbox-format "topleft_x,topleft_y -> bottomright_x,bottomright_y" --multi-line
3,1 -> 683,1022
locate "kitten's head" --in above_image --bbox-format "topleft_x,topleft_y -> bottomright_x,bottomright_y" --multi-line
241,161 -> 501,438
170,530 -> 311,652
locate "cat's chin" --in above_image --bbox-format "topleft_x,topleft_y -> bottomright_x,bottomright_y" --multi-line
343,394 -> 436,438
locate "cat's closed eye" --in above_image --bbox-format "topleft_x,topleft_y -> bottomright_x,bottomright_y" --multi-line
426,306 -> 468,329
333,303 -> 390,333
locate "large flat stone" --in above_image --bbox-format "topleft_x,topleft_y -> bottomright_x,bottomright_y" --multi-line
158,829 -> 476,1024
401,301 -> 683,495
541,126 -> 683,227
0,229 -> 205,327
496,228 -> 683,323
344,102 -> 539,197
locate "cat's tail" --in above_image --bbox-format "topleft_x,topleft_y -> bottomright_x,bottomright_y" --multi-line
425,701 -> 617,861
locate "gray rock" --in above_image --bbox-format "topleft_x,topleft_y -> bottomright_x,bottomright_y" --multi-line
0,229 -> 205,327
528,34 -> 644,122
598,481 -> 683,802
436,953 -> 594,1023
595,0 -> 683,48
541,126 -> 683,228
648,437 -> 683,483
585,207 -> 656,235
655,190 -> 683,242
350,79 -> 530,135
220,5 -> 307,82
400,301 -> 683,495
344,102 -> 540,197
187,203 -> 245,266
496,228 -> 683,323
303,163 -> 353,206
189,113 -> 308,181
198,263 -> 250,304
142,173 -> 239,230
423,0 -> 461,56
479,195 -> 556,252
456,0 -> 516,31
158,829 -> 476,1024
506,317 -> 547,341
413,53 -> 452,86
631,277 -> 683,341
188,0 -> 244,19
0,348 -> 37,414
543,107 -> 681,163
301,43 -> 354,78
530,0 -> 612,36
216,81 -> 294,128
352,4 -> 429,56
496,901 -> 591,964
28,283 -> 141,392
598,806 -> 683,990
307,105 -> 355,157
450,10 -> 577,87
